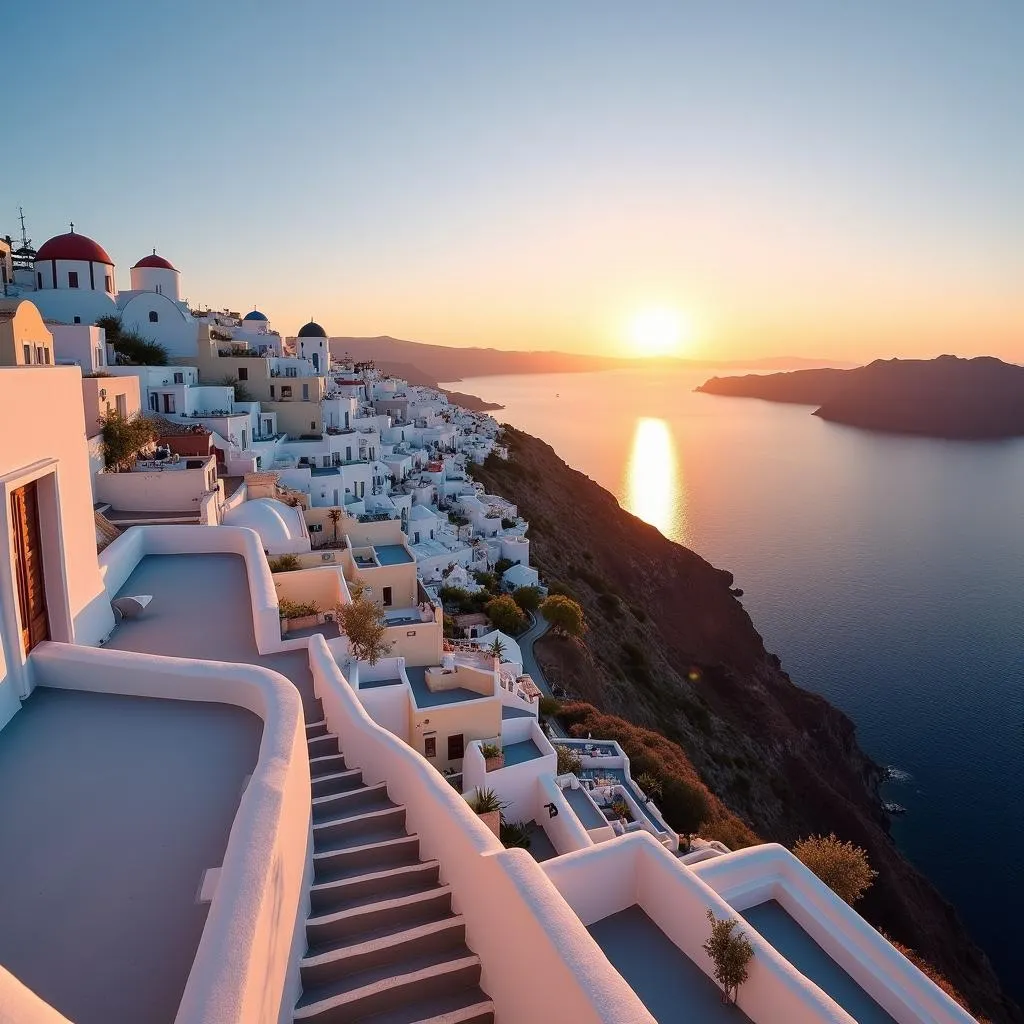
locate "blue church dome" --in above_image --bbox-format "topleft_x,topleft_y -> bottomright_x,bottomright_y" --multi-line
243,309 -> 268,322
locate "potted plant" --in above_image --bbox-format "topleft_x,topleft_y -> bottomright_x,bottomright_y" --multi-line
467,787 -> 505,838
610,797 -> 632,822
704,911 -> 754,1005
480,741 -> 504,772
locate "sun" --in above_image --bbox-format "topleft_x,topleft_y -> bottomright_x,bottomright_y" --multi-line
628,307 -> 692,357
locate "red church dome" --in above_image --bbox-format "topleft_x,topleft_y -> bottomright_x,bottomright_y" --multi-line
133,252 -> 177,271
35,230 -> 114,265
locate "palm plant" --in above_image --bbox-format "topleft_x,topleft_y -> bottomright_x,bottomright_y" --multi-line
327,507 -> 343,544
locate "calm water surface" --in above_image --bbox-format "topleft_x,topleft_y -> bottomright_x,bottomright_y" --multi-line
450,367 -> 1024,999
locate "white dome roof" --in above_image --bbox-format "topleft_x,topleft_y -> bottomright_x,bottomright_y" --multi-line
224,498 -> 307,554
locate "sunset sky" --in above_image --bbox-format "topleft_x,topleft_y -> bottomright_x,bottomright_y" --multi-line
5,1 -> 1022,363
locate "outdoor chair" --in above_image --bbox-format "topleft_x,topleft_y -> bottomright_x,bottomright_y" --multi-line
112,594 -> 153,622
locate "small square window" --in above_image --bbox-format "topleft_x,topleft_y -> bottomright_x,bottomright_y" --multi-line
238,367 -> 248,380
73,316 -> 82,324
447,734 -> 465,761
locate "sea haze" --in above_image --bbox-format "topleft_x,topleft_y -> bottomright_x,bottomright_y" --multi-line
448,366 -> 1024,999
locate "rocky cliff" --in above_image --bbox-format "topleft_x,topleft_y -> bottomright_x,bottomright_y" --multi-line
473,426 -> 1018,1024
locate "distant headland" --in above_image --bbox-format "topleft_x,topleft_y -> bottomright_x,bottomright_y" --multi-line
696,355 -> 1024,440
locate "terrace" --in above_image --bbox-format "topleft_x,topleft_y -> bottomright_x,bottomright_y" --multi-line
501,737 -> 545,766
563,785 -> 607,831
0,682 -> 261,1024
406,665 -> 488,708
742,901 -> 898,1024
587,906 -> 751,1024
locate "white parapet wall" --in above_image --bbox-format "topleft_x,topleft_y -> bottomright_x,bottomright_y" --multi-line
0,966 -> 74,1024
307,636 -> 657,1024
691,844 -> 978,1024
29,642 -> 311,1024
544,833 -> 856,1024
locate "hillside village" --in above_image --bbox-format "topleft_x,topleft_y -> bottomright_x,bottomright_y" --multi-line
0,228 -> 979,1023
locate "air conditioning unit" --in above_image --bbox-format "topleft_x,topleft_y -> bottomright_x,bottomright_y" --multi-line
321,552 -> 334,562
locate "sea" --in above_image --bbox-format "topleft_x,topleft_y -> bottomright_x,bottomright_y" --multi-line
445,365 -> 1024,1001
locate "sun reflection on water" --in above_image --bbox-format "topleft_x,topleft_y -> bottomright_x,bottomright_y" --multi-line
625,417 -> 684,542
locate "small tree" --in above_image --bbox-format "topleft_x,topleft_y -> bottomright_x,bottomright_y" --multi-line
540,594 -> 586,638
326,507 -> 343,544
336,591 -> 393,665
794,833 -> 878,905
486,636 -> 506,660
99,409 -> 158,471
554,744 -> 583,776
635,771 -> 663,801
222,374 -> 254,403
704,910 -> 754,1004
485,594 -> 527,635
512,585 -> 542,612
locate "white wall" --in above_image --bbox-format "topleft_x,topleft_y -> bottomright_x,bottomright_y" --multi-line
308,638 -> 655,1024
95,462 -> 215,514
29,642 -> 310,1024
50,324 -> 107,372
691,845 -> 977,1024
119,292 -> 200,359
545,835 -> 856,1024
0,367 -> 116,723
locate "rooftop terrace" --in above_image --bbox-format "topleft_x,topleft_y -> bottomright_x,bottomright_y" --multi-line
501,738 -> 544,766
588,906 -> 752,1024
375,543 -> 414,565
742,901 -> 898,1024
406,665 -> 487,708
563,785 -> 607,831
0,686 -> 260,1024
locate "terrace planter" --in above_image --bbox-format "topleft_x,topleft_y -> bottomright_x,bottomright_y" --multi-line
283,613 -> 320,633
478,810 -> 501,837
484,753 -> 505,773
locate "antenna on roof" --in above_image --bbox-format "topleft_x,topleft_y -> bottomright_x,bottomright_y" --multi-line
18,207 -> 30,249
69,221 -> 75,233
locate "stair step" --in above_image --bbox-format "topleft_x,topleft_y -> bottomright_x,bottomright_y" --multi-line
310,861 -> 440,914
294,951 -> 481,1023
313,782 -> 390,822
308,734 -> 341,758
306,720 -> 329,738
309,753 -> 348,778
359,991 -> 493,1024
314,834 -> 420,880
306,885 -> 453,949
314,804 -> 405,847
300,915 -> 465,988
312,768 -> 364,799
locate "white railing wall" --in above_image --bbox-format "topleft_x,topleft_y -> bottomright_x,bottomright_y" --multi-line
307,636 -> 655,1024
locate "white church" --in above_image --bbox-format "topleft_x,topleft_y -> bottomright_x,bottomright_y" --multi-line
12,226 -> 200,358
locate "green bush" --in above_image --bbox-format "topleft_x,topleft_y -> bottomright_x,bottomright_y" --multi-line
512,585 -> 542,612
555,744 -> 583,776
656,776 -> 711,835
278,598 -> 319,619
499,820 -> 531,849
472,569 -> 500,592
468,787 -> 506,814
540,594 -> 586,638
485,594 -> 528,635
793,833 -> 877,905
538,695 -> 561,718
479,741 -> 502,760
268,554 -> 300,572
493,557 -> 514,576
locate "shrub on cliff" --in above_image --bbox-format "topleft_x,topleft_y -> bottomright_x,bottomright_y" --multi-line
540,594 -> 586,637
485,594 -> 527,635
794,833 -> 877,905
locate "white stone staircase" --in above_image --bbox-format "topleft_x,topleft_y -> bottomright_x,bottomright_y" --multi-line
295,703 -> 494,1024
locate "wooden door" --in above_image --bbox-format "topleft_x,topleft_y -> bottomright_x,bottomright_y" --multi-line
11,481 -> 49,654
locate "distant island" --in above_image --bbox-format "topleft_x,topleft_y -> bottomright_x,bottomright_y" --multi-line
696,355 -> 1024,440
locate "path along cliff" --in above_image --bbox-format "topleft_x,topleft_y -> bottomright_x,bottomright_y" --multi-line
473,425 -> 1018,1024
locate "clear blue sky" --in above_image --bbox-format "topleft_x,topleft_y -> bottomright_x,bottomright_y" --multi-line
4,1 -> 1022,361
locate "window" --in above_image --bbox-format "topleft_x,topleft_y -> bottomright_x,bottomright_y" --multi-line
67,271 -> 79,288
73,316 -> 81,324
310,420 -> 316,430
346,446 -> 352,461
156,284 -> 162,295
148,311 -> 158,323
36,272 -> 42,288
424,736 -> 437,759
23,344 -> 31,364
383,586 -> 393,607
281,385 -> 292,399
163,394 -> 175,414
43,348 -> 50,365
264,419 -> 272,435
414,531 -> 420,544
447,734 -> 465,761
269,385 -> 275,398
238,367 -> 248,381
36,346 -> 45,364
149,394 -> 158,412
173,372 -> 184,384
302,383 -> 309,401
241,429 -> 247,448
322,456 -> 330,468
104,274 -> 113,292
116,394 -> 127,417
95,347 -> 103,365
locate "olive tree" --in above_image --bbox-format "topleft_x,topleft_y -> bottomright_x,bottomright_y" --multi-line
336,586 -> 393,665
703,910 -> 754,1004
540,594 -> 586,638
